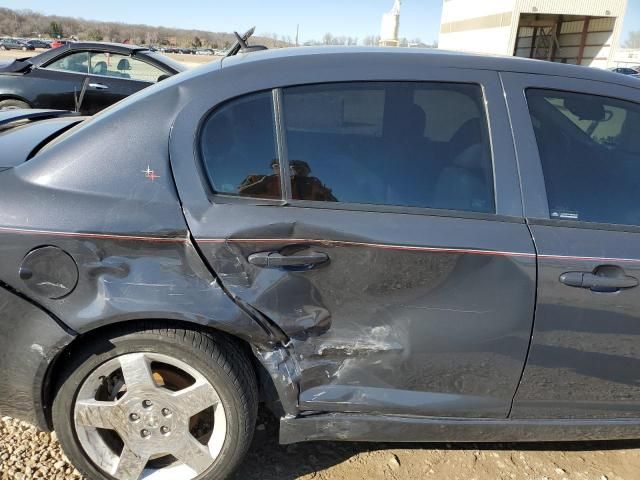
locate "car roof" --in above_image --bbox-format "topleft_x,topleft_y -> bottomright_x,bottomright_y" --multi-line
27,42 -> 149,67
220,46 -> 640,90
66,42 -> 148,54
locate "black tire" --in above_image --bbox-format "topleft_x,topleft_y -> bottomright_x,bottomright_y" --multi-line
52,323 -> 258,480
0,99 -> 30,110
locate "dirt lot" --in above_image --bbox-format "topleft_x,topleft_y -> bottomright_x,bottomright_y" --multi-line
2,410 -> 640,480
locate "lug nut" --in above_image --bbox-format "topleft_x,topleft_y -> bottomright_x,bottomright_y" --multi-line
129,413 -> 139,422
160,426 -> 170,435
141,429 -> 151,438
161,408 -> 171,417
143,400 -> 153,408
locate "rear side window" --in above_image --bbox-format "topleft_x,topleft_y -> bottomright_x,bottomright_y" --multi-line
89,53 -> 165,83
45,52 -> 89,74
200,92 -> 280,199
527,89 -> 640,226
282,82 -> 495,213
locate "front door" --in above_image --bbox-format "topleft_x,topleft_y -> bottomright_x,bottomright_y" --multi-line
504,72 -> 640,418
172,69 -> 536,418
29,51 -> 90,110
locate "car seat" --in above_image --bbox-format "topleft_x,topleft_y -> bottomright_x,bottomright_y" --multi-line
117,59 -> 131,79
432,142 -> 493,213
92,61 -> 108,75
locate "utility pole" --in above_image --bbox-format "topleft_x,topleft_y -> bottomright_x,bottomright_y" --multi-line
295,24 -> 299,47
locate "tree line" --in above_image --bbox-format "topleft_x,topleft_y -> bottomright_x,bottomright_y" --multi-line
0,7 -> 433,49
0,8 -> 289,49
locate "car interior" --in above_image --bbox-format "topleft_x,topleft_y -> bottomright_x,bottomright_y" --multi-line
283,83 -> 495,212
528,89 -> 640,225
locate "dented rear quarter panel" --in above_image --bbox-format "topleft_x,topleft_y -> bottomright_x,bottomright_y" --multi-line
0,61 -> 284,426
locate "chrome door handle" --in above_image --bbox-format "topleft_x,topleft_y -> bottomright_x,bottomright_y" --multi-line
89,83 -> 109,90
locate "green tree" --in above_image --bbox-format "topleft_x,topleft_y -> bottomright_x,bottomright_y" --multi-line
49,21 -> 63,38
193,36 -> 202,48
86,29 -> 103,41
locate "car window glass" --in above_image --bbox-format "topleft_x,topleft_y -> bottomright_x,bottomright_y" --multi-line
45,52 -> 89,74
200,92 -> 280,199
282,82 -> 495,213
527,89 -> 640,226
89,53 -> 165,83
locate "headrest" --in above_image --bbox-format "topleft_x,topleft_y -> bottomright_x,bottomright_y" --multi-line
93,61 -> 107,74
117,58 -> 131,71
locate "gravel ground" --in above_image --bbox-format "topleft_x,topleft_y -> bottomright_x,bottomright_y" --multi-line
0,417 -> 81,480
2,412 -> 640,480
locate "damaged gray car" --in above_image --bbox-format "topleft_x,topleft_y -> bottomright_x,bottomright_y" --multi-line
1,42 -> 640,480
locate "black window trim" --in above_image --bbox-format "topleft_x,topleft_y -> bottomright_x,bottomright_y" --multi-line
528,217 -> 640,235
202,81 -> 504,222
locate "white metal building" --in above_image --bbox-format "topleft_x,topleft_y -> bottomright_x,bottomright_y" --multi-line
439,0 -> 629,68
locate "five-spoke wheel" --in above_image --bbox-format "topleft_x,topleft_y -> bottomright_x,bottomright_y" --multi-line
52,325 -> 258,480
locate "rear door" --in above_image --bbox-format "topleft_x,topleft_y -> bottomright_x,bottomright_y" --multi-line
171,65 -> 536,418
504,72 -> 640,418
83,53 -> 162,115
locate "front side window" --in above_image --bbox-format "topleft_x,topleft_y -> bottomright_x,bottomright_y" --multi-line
45,52 -> 90,74
200,92 -> 280,199
282,82 -> 495,213
89,53 -> 165,83
527,89 -> 640,226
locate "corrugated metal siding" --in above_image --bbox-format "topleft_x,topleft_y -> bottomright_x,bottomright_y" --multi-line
560,21 -> 585,34
441,0 -> 627,21
441,0 -> 516,23
440,0 -> 627,67
589,17 -> 616,32
515,0 -> 626,17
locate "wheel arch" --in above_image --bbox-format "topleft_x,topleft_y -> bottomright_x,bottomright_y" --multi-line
40,318 -> 289,430
0,94 -> 33,107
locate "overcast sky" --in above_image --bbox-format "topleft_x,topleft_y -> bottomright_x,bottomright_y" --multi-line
3,0 -> 639,45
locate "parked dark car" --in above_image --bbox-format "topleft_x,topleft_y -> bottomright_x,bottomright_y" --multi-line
1,47 -> 640,480
0,42 -> 185,114
609,67 -> 640,76
26,39 -> 52,49
0,37 -> 35,51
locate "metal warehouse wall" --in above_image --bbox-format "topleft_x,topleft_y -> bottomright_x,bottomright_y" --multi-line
439,0 -> 628,66
514,17 -> 617,67
439,0 -> 516,55
514,0 -> 626,17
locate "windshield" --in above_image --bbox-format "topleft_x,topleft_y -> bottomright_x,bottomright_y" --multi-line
144,51 -> 186,73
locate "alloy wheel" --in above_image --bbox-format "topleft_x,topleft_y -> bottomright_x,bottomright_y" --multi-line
74,352 -> 226,480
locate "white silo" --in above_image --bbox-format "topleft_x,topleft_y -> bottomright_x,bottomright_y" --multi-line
380,0 -> 401,47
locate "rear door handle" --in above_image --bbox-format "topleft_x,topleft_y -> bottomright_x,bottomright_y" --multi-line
89,83 -> 109,90
560,271 -> 638,291
248,251 -> 329,269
